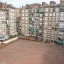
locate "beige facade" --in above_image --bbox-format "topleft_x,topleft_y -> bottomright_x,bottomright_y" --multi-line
21,8 -> 30,36
0,10 -> 7,36
8,8 -> 17,35
15,8 -> 20,18
43,5 -> 60,42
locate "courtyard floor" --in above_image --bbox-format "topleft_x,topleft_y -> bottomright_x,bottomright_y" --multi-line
0,39 -> 64,64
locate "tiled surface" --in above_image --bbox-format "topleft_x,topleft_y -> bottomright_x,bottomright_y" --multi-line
0,39 -> 64,64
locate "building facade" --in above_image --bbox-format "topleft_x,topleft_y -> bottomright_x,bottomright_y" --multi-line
20,0 -> 64,42
20,7 -> 30,36
0,10 -> 7,36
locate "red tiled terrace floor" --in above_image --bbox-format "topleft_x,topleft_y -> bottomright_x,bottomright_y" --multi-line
0,39 -> 64,64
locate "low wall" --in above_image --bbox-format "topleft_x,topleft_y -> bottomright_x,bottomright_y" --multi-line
3,37 -> 18,44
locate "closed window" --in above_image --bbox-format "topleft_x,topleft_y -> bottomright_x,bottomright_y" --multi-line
55,8 -> 59,12
22,10 -> 24,12
49,13 -> 52,16
22,28 -> 24,30
45,13 -> 48,16
53,13 -> 55,16
50,8 -> 53,12
25,17 -> 28,20
45,8 -> 49,12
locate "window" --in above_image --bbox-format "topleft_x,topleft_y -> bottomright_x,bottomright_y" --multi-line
26,21 -> 28,23
22,17 -> 24,20
13,9 -> 14,12
22,10 -> 24,12
22,28 -> 24,30
50,8 -> 53,12
11,9 -> 12,11
11,13 -> 12,15
40,23 -> 42,25
26,25 -> 28,27
48,27 -> 51,29
2,17 -> 3,19
25,17 -> 28,20
22,21 -> 24,23
55,8 -> 59,12
45,13 -> 48,16
22,24 -> 24,26
2,12 -> 4,14
59,28 -> 64,32
40,18 -> 42,21
40,14 -> 42,17
22,14 -> 24,16
32,18 -> 34,21
49,17 -> 52,20
0,17 -> 1,19
26,29 -> 28,30
26,10 -> 28,12
49,13 -> 52,16
45,22 -> 48,25
56,13 -> 59,16
13,14 -> 14,16
45,8 -> 49,12
26,14 -> 28,16
45,17 -> 48,20
0,30 -> 2,32
53,13 -> 55,16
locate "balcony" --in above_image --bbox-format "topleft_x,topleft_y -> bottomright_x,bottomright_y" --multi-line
39,8 -> 44,13
35,9 -> 39,13
6,8 -> 9,11
7,24 -> 10,27
60,20 -> 64,22
60,7 -> 64,12
29,17 -> 32,21
59,28 -> 64,32
36,28 -> 39,32
29,27 -> 34,32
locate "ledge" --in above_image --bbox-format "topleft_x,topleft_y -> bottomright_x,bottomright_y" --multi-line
0,37 -> 18,44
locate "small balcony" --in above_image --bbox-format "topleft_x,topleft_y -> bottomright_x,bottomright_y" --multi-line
35,9 -> 39,13
29,27 -> 34,32
6,8 -> 9,11
60,7 -> 64,12
7,24 -> 10,27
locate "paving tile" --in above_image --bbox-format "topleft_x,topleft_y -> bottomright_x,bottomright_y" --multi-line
0,39 -> 64,64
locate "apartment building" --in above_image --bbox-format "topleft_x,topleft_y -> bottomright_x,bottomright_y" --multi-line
59,0 -> 64,42
0,2 -> 17,38
29,7 -> 44,39
0,9 -> 7,36
20,0 -> 64,42
43,1 -> 60,42
20,7 -> 30,36
6,8 -> 17,36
